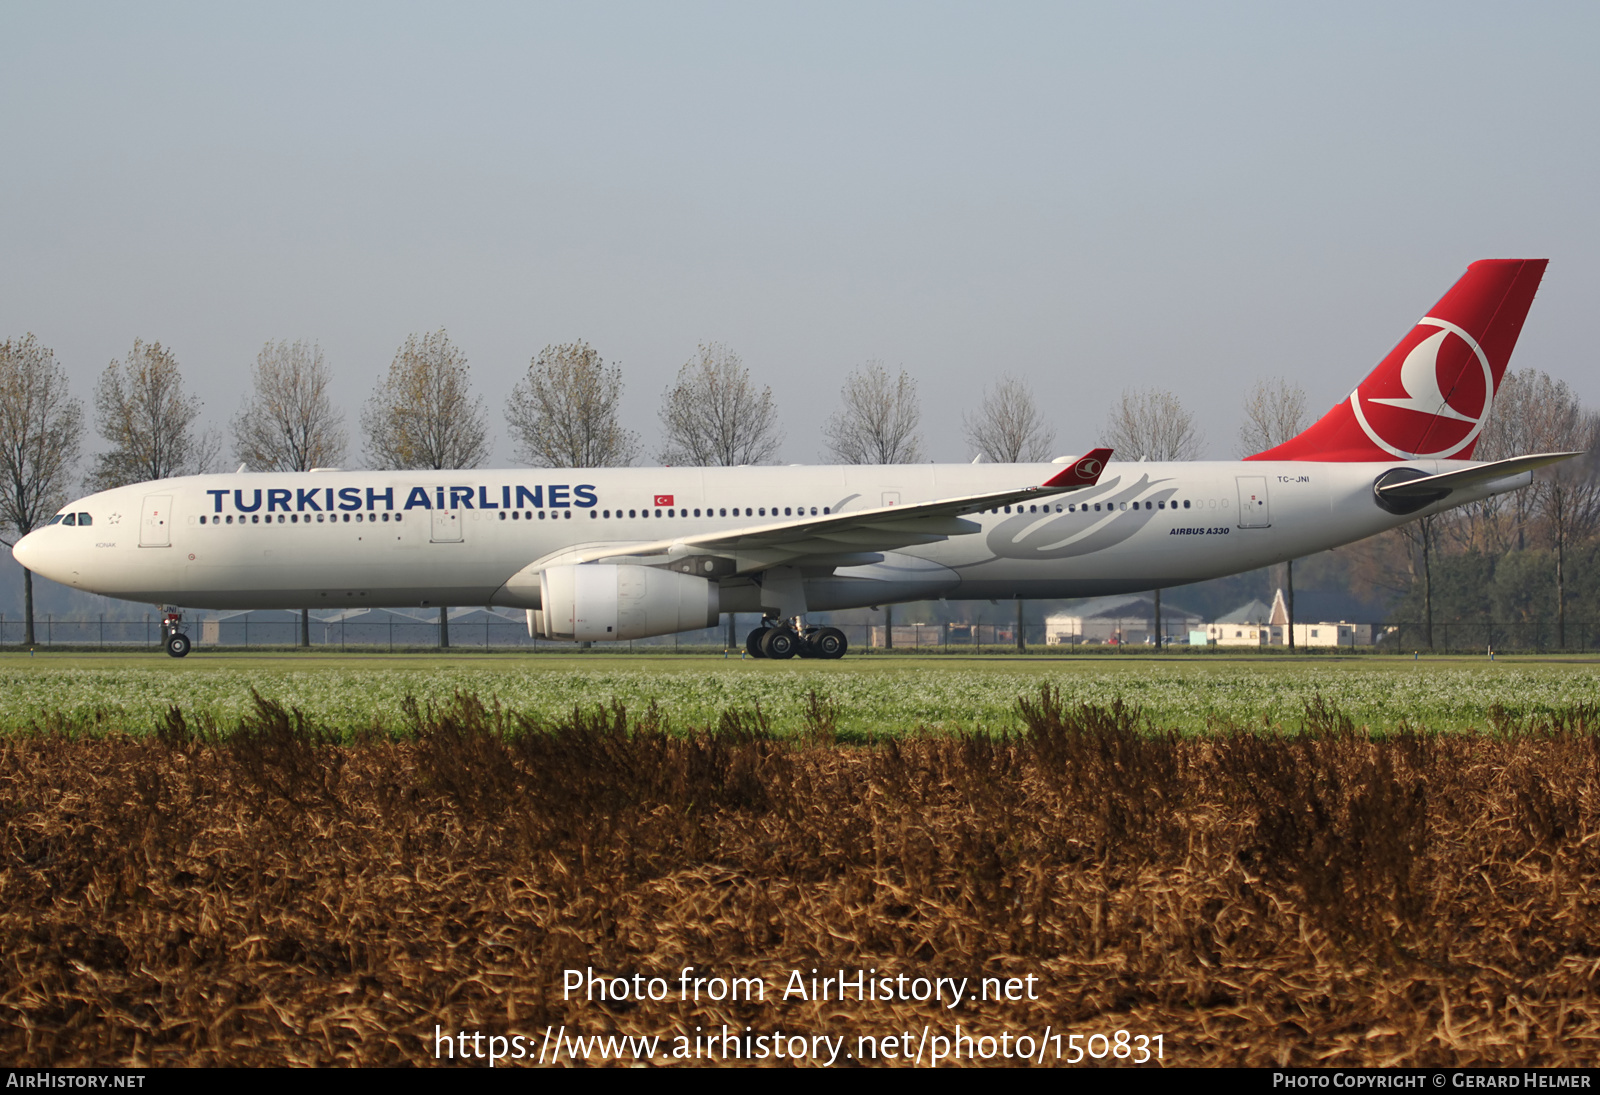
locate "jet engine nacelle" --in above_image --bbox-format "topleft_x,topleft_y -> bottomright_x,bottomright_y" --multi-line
538,564 -> 720,642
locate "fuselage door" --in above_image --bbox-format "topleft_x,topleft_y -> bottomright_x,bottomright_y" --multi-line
1235,477 -> 1271,528
140,494 -> 172,547
431,508 -> 462,543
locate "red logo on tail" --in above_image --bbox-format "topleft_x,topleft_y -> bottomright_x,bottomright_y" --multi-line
1351,318 -> 1493,459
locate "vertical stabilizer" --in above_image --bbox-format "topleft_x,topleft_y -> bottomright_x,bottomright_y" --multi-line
1248,259 -> 1547,461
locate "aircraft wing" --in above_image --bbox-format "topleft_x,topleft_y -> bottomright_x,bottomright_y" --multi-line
572,447 -> 1113,572
1375,451 -> 1584,499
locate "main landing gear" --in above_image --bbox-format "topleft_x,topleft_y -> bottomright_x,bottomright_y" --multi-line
745,619 -> 848,660
160,610 -> 191,658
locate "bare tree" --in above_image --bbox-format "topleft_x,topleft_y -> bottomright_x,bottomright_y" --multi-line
658,342 -> 782,466
1473,369 -> 1540,552
1236,377 -> 1307,457
963,375 -> 1055,463
362,329 -> 488,649
232,339 -> 347,647
822,361 -> 923,464
1523,374 -> 1600,648
233,340 -> 346,472
362,330 -> 489,471
1235,377 -> 1308,645
87,339 -> 218,491
1397,513 -> 1441,649
506,341 -> 638,468
1101,387 -> 1203,462
0,335 -> 83,646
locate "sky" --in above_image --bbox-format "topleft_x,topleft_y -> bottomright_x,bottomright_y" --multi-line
3,1 -> 1597,470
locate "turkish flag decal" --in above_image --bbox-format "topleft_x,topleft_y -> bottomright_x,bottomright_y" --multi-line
654,494 -> 674,506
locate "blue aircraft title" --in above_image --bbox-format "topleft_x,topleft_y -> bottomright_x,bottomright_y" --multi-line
204,484 -> 599,514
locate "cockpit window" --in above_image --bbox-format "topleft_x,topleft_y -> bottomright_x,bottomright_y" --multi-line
77,513 -> 92,526
46,514 -> 63,525
62,513 -> 76,526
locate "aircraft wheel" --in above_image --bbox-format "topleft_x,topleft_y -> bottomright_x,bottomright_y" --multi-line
745,627 -> 769,659
166,632 -> 192,659
813,627 -> 848,660
761,628 -> 799,660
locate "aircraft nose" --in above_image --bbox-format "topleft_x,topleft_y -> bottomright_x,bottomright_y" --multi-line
12,531 -> 38,572
12,529 -> 59,581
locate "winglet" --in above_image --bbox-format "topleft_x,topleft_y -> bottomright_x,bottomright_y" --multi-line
1042,447 -> 1113,488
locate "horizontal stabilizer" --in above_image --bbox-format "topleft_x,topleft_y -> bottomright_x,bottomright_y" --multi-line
1375,451 -> 1583,498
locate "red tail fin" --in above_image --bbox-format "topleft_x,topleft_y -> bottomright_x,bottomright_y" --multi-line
1248,259 -> 1547,461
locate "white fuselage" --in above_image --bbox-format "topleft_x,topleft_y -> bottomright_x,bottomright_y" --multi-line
14,459 -> 1524,618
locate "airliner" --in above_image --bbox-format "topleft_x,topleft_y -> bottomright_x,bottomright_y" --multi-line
12,259 -> 1577,659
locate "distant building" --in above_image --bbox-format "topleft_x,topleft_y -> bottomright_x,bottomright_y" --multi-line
1206,589 -> 1373,647
1291,622 -> 1373,647
1206,589 -> 1285,645
1045,594 -> 1203,645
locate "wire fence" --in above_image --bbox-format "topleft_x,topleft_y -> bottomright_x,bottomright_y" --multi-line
1,615 -> 1596,654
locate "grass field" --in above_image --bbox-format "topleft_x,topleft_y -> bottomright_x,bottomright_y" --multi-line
1,650 -> 1597,738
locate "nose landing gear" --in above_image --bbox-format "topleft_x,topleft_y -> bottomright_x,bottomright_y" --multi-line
160,610 -> 191,658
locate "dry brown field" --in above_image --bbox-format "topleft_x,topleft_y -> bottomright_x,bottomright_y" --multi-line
4,689 -> 1599,1067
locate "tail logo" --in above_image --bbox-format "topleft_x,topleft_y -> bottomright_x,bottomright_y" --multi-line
1075,457 -> 1103,478
1350,317 -> 1494,460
